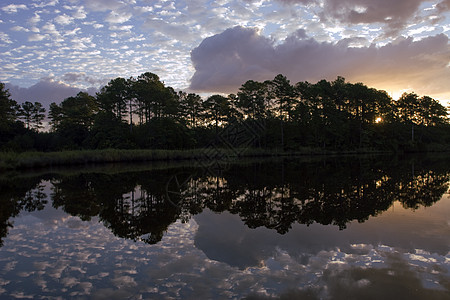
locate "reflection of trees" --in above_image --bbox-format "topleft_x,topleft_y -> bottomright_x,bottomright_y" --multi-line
50,168 -> 191,244
0,177 -> 48,246
52,174 -> 101,221
395,171 -> 449,209
224,157 -> 449,232
1,155 -> 449,247
101,174 -> 180,244
225,160 -> 396,231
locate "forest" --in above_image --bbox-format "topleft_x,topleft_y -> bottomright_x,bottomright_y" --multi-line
1,72 -> 449,153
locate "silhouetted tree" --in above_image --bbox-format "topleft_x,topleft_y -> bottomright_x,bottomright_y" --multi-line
204,94 -> 232,135
236,80 -> 269,119
96,77 -> 129,120
180,92 -> 204,128
0,83 -> 19,130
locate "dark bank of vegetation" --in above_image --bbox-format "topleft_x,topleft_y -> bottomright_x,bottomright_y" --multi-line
1,72 -> 449,168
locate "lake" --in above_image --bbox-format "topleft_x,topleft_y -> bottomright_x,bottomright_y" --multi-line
0,154 -> 449,299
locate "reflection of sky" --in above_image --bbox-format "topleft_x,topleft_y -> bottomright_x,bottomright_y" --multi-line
0,192 -> 449,298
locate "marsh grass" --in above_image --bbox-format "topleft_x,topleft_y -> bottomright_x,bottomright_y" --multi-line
0,149 -> 191,170
0,148 -> 275,171
0,147 -> 390,171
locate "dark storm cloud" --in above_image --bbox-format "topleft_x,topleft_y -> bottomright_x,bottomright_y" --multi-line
189,26 -> 450,95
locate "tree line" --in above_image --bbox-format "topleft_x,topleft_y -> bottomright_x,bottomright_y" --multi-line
0,73 -> 449,152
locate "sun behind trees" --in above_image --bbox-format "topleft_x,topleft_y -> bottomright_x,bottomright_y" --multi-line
0,74 -> 449,152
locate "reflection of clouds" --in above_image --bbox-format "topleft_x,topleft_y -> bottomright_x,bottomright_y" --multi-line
0,278 -> 10,286
33,276 -> 48,292
111,275 -> 137,288
0,199 -> 449,299
2,261 -> 17,272
61,276 -> 79,288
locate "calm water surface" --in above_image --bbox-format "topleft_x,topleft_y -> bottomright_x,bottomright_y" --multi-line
0,155 -> 449,299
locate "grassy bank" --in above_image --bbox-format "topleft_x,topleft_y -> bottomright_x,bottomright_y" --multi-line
0,149 -> 198,171
0,147 -> 392,171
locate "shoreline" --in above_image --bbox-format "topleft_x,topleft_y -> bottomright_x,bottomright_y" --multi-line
0,148 -> 401,171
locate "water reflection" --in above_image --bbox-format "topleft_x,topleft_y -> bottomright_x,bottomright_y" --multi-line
0,155 -> 449,299
0,155 -> 449,246
0,177 -> 47,247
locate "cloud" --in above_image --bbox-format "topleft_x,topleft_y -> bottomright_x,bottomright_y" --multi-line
10,26 -> 29,32
189,26 -> 450,99
1,4 -> 28,13
143,18 -> 193,42
437,0 -> 450,12
71,36 -> 96,49
83,0 -> 124,12
277,0 -> 449,36
28,34 -> 46,42
321,0 -> 423,25
0,32 -> 13,44
109,25 -> 133,32
263,0 -> 314,4
92,23 -> 104,29
190,26 -> 276,92
61,72 -> 105,86
32,0 -> 59,8
73,7 -> 87,19
42,22 -> 60,35
105,11 -> 132,24
54,14 -> 74,25
5,78 -> 97,108
28,13 -> 41,24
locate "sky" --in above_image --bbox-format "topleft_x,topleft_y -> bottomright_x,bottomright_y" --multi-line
0,0 -> 449,107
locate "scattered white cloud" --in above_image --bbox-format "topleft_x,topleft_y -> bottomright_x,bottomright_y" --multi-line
42,22 -> 60,35
54,14 -> 74,25
105,11 -> 132,24
28,13 -> 42,24
83,0 -> 125,12
61,72 -> 105,86
407,25 -> 438,36
32,0 -> 60,9
92,23 -> 104,29
10,26 -> 29,32
71,36 -> 96,49
1,4 -> 28,14
28,33 -> 46,42
64,27 -> 81,36
144,18 -> 193,42
0,32 -> 13,44
73,7 -> 87,20
109,25 -> 134,32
